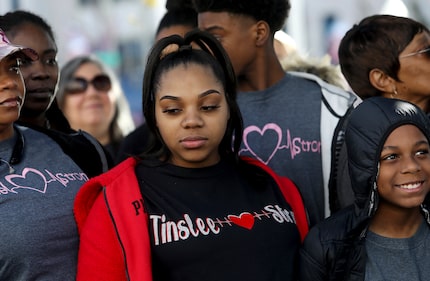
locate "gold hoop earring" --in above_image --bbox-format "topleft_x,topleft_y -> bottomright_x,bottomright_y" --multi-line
391,88 -> 398,98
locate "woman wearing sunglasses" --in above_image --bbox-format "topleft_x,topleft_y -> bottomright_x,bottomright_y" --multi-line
56,55 -> 135,160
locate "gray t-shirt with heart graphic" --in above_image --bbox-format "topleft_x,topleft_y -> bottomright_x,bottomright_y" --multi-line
0,126 -> 88,281
236,73 -> 322,226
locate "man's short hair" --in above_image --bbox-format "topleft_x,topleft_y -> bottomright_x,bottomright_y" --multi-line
192,0 -> 291,33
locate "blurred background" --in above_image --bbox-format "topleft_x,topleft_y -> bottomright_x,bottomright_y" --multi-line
1,0 -> 428,125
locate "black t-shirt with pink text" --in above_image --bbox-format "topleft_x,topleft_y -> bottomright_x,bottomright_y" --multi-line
136,159 -> 300,281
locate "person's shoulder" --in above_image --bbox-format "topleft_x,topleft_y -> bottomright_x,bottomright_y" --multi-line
306,205 -> 357,243
17,125 -> 104,156
261,72 -> 321,96
281,71 -> 338,95
103,157 -> 138,183
33,127 -> 112,174
17,125 -> 61,146
76,158 -> 138,208
285,71 -> 321,83
121,124 -> 149,147
17,124 -> 48,137
116,123 -> 150,163
288,71 -> 359,117
45,128 -> 99,150
17,124 -> 80,145
288,71 -> 351,94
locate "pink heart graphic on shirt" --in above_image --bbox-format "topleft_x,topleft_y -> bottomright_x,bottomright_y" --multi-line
228,212 -> 255,230
6,168 -> 48,193
242,124 -> 282,164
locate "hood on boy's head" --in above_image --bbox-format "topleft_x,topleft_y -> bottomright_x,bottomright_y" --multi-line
346,97 -> 430,210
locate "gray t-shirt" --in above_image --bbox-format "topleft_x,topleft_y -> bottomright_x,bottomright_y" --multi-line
0,126 -> 88,280
237,73 -> 323,226
365,220 -> 430,281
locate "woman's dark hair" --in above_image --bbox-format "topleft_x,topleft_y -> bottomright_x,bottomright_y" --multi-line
192,0 -> 291,33
142,29 -> 243,163
0,10 -> 55,41
339,15 -> 430,99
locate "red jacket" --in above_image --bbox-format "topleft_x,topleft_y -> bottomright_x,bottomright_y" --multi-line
74,157 -> 308,281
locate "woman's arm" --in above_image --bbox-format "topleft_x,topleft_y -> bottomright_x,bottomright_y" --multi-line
76,194 -> 127,281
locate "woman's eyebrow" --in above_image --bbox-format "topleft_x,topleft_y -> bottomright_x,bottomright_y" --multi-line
159,95 -> 179,101
159,89 -> 221,101
199,89 -> 221,98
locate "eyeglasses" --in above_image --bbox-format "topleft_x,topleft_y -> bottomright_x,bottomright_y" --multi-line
399,47 -> 430,58
65,74 -> 111,94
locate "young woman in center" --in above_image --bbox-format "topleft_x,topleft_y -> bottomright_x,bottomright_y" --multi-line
74,30 -> 308,281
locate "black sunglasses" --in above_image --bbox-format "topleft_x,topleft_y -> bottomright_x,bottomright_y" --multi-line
65,74 -> 112,94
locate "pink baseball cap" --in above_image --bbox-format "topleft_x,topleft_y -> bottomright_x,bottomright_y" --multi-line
0,28 -> 38,61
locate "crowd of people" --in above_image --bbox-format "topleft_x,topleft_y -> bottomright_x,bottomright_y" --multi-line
0,0 -> 430,280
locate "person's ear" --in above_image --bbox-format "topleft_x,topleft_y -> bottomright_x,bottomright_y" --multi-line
254,21 -> 270,47
369,68 -> 396,93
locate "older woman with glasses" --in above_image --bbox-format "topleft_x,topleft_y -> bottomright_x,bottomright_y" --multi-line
339,14 -> 430,108
56,55 -> 135,160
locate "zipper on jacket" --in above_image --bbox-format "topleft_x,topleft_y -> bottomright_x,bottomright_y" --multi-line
104,187 -> 132,281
